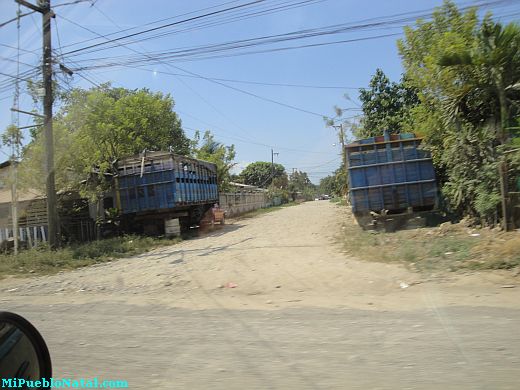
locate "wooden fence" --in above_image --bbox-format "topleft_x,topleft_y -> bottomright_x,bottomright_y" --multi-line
0,225 -> 47,247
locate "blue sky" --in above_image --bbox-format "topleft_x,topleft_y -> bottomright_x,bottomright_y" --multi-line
1,0 -> 519,183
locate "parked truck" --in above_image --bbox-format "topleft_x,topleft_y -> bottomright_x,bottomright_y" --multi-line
114,151 -> 219,234
345,131 -> 438,230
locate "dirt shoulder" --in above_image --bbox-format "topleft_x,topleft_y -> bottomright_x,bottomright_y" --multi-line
1,201 -> 519,311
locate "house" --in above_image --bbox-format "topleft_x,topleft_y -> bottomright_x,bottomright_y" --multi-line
0,160 -> 95,244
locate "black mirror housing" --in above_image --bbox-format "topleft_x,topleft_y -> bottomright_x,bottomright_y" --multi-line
0,312 -> 52,389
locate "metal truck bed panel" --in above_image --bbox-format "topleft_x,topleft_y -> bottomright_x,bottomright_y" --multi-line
346,132 -> 438,214
117,152 -> 218,214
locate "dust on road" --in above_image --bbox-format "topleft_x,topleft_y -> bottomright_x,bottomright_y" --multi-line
2,201 -> 517,310
1,201 -> 519,389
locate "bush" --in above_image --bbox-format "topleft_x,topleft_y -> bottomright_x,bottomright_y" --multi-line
473,190 -> 501,224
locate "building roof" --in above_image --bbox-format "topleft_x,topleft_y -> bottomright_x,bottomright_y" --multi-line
0,188 -> 45,204
0,160 -> 45,204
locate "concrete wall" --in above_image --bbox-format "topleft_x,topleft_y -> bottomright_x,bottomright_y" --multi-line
219,192 -> 268,217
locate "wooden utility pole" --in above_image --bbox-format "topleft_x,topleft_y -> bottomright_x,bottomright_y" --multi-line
332,123 -> 348,196
15,0 -> 58,247
271,149 -> 279,185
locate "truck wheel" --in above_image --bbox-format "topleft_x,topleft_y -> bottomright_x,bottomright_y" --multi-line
189,206 -> 205,226
354,212 -> 375,230
179,216 -> 191,232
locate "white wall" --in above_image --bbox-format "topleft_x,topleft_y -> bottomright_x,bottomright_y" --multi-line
218,192 -> 268,217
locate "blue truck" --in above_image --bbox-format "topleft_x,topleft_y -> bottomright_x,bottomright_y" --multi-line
345,131 -> 438,229
114,151 -> 219,234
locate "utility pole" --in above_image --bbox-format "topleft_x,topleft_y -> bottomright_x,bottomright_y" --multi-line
15,0 -> 58,247
271,149 -> 279,184
332,123 -> 348,195
11,4 -> 21,255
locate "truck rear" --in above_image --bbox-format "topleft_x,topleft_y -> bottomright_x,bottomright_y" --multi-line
345,131 -> 438,230
115,151 -> 218,234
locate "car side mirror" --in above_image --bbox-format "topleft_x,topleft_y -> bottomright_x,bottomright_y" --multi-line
0,312 -> 52,389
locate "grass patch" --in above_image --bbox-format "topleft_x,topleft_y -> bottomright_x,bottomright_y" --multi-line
236,202 -> 300,219
0,235 -> 181,279
330,197 -> 347,205
339,214 -> 520,273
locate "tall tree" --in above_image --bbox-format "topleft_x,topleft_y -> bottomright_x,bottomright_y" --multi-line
437,17 -> 520,228
318,166 -> 347,197
288,170 -> 311,191
19,84 -> 190,198
398,0 -> 520,225
191,130 -> 236,191
358,69 -> 418,137
239,161 -> 286,188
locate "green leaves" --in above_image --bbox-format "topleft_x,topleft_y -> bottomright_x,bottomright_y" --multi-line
397,0 -> 520,225
18,85 -> 190,199
191,130 -> 236,191
240,161 -> 286,189
358,69 -> 418,137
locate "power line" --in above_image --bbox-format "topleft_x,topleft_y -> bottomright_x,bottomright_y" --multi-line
87,0 -> 327,55
0,71 -> 38,83
55,10 -> 342,153
0,11 -> 36,29
62,0 -> 268,55
59,0 -> 324,52
60,8 -> 275,148
58,0 -> 243,50
53,17 -> 64,57
60,0 -> 517,62
0,43 -> 40,56
52,0 -> 95,7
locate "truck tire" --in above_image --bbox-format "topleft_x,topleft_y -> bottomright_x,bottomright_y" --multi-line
354,212 -> 375,230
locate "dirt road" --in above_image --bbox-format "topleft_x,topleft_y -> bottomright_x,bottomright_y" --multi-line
1,201 -> 519,389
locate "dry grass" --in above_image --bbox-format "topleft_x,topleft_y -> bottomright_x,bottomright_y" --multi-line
338,211 -> 520,273
0,235 -> 181,278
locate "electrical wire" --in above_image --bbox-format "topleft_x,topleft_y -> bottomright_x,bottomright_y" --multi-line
61,0 -> 268,55
0,11 -> 36,29
56,13 -> 342,123
60,0 -> 324,53
61,0 -> 517,61
53,0 -> 96,8
58,0 -> 243,49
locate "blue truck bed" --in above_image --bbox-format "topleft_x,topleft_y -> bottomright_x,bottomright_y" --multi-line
346,131 -> 438,216
116,152 -> 218,215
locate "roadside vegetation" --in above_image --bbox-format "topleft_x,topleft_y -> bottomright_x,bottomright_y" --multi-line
323,1 -> 520,228
339,215 -> 520,273
0,235 -> 180,279
329,197 -> 347,206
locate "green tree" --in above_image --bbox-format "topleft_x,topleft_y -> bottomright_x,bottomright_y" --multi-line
398,1 -> 520,225
20,84 -> 190,198
288,170 -> 311,192
191,130 -> 236,191
318,166 -> 347,197
18,122 -> 81,193
2,125 -> 23,152
436,17 -> 520,227
288,170 -> 316,200
239,161 -> 287,188
358,69 -> 418,137
319,175 -> 336,196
